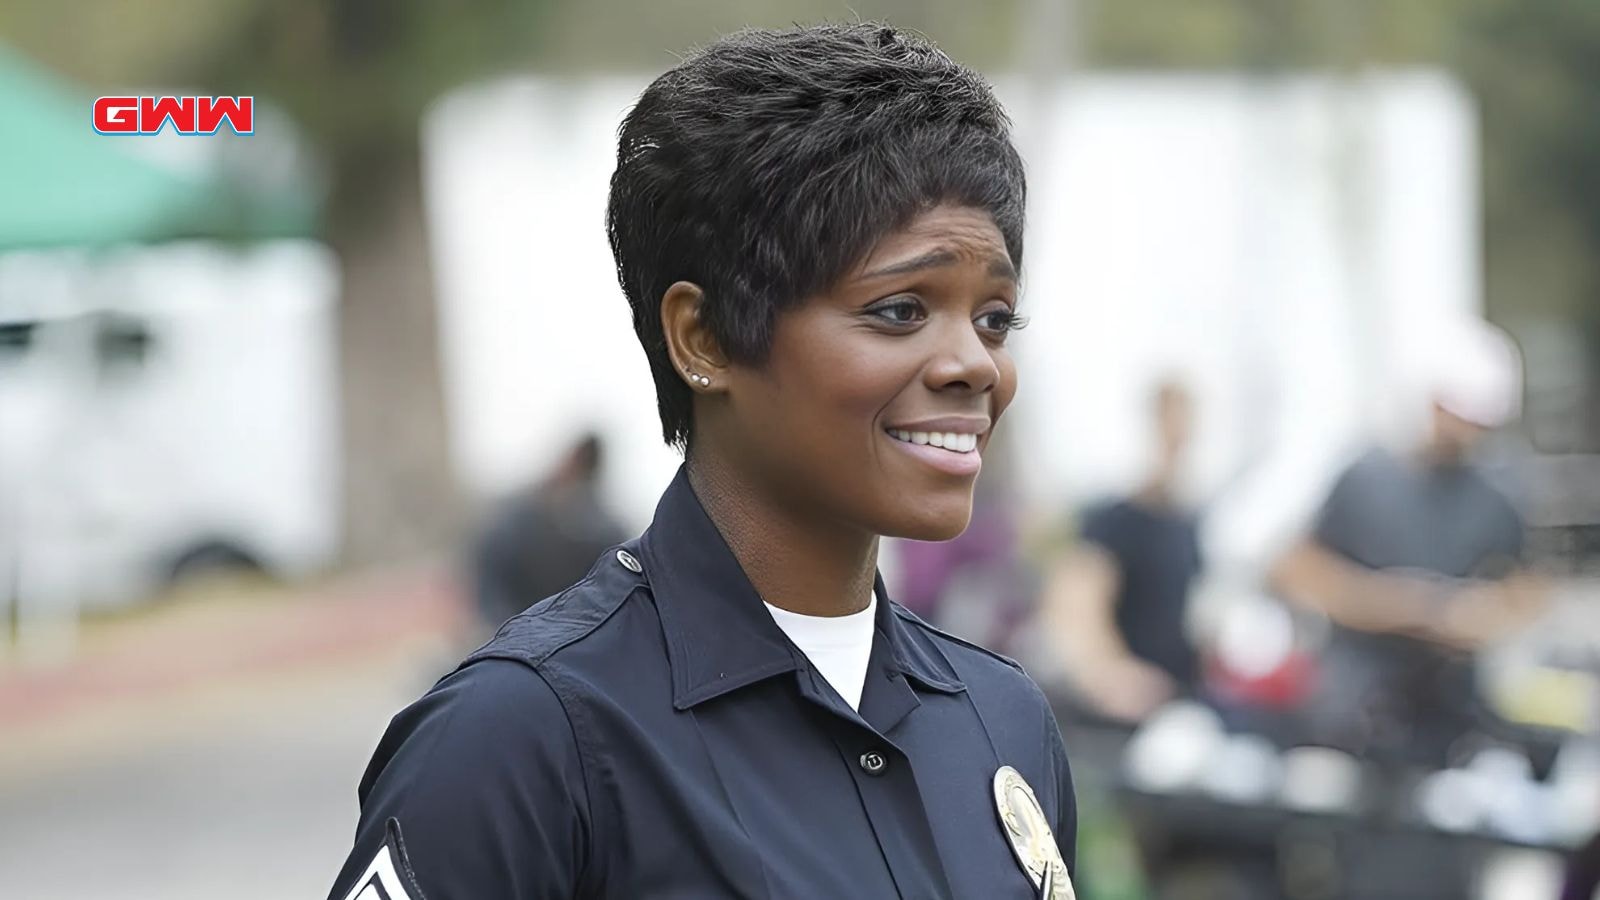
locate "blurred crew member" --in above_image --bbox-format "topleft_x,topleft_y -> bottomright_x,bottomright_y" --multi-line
1271,319 -> 1547,762
1042,380 -> 1201,723
472,432 -> 626,630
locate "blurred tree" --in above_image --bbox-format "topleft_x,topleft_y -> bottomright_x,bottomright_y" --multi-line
522,0 -> 1021,71
181,0 -> 559,563
0,0 -> 253,85
1458,0 -> 1600,449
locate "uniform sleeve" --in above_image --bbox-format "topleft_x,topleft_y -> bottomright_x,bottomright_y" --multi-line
326,659 -> 595,900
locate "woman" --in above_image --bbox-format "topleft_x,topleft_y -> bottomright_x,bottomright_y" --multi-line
329,22 -> 1076,900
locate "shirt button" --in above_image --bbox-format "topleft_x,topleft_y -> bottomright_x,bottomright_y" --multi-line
615,549 -> 642,573
858,750 -> 889,776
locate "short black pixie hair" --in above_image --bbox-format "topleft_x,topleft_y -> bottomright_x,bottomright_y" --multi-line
607,22 -> 1026,449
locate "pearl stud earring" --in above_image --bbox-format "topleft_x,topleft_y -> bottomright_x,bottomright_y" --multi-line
688,371 -> 710,387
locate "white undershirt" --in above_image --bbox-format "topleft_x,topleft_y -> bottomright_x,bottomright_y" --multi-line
763,592 -> 878,711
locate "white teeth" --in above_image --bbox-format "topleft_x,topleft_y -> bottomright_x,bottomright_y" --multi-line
887,429 -> 980,453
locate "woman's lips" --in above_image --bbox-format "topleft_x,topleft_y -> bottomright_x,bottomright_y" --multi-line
884,428 -> 983,476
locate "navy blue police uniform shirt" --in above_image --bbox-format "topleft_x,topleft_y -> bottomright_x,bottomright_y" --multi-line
329,468 -> 1077,899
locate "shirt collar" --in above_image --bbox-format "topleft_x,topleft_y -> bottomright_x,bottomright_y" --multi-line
638,466 -> 964,710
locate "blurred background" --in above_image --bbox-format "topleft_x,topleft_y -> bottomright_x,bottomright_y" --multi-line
1,0 -> 1597,898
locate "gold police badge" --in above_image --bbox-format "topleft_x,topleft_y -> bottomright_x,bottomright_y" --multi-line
993,766 -> 1075,900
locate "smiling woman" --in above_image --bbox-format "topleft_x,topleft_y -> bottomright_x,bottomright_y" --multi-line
330,22 -> 1078,900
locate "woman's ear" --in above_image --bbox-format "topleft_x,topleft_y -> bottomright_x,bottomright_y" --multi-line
660,281 -> 729,392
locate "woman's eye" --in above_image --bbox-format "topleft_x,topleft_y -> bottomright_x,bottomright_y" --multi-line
977,308 -> 1028,335
869,299 -> 924,325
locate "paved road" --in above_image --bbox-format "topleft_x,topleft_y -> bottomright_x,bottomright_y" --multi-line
0,641 -> 456,900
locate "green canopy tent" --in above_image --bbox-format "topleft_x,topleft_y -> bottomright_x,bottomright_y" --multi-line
0,46 -> 318,251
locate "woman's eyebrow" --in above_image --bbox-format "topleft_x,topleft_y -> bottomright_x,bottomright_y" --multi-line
859,249 -> 1018,282
861,249 -> 957,279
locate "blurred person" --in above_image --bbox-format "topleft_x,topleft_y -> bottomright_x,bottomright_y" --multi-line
1270,318 -> 1548,764
894,483 -> 1015,620
328,23 -> 1078,900
1565,829 -> 1600,900
891,475 -> 1036,653
1040,380 -> 1202,724
471,431 -> 626,631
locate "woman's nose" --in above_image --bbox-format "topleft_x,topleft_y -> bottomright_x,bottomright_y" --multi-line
923,320 -> 999,394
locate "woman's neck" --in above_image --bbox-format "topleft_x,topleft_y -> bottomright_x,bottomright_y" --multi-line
686,452 -> 878,618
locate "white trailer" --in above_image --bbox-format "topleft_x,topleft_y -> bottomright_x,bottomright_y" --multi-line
0,241 -> 341,659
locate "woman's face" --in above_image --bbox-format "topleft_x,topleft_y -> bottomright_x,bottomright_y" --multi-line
723,204 -> 1020,541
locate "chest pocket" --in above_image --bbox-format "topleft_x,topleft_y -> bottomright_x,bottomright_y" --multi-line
916,755 -> 1042,899
894,691 -> 1049,900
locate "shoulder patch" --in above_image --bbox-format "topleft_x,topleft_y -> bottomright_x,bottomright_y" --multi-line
890,601 -> 1026,673
340,818 -> 426,900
